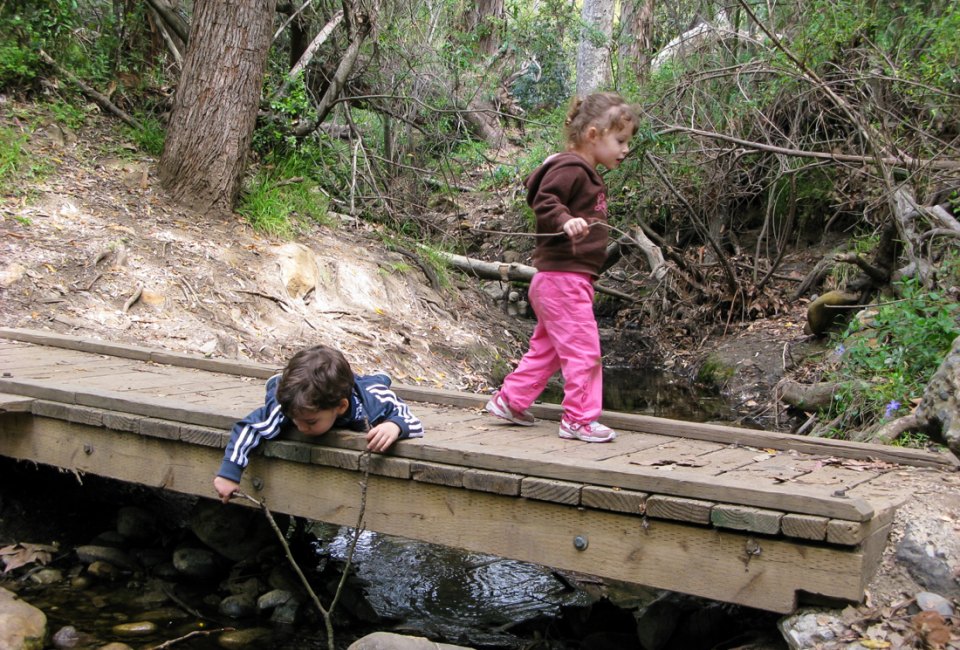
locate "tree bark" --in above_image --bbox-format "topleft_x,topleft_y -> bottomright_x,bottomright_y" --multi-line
460,0 -> 504,56
576,0 -> 614,95
158,0 -> 277,214
620,0 -> 655,81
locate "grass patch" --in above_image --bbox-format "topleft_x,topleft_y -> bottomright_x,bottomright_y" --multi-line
0,125 -> 49,195
237,153 -> 331,238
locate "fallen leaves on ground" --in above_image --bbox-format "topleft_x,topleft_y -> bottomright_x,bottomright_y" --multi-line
0,542 -> 59,573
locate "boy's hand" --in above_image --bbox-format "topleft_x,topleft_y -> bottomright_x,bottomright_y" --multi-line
563,217 -> 589,241
366,421 -> 401,453
213,476 -> 240,504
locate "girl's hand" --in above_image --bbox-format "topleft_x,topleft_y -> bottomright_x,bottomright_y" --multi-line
563,217 -> 589,241
366,421 -> 401,453
213,476 -> 240,504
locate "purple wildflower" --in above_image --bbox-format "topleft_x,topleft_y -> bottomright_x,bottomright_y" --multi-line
884,400 -> 901,419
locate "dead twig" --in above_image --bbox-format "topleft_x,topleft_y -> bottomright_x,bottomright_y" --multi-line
146,628 -> 234,649
233,448 -> 373,650
38,50 -> 144,131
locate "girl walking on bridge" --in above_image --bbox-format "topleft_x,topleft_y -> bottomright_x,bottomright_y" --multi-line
486,92 -> 638,443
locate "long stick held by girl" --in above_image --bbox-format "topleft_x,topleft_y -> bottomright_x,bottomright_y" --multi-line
486,92 -> 639,443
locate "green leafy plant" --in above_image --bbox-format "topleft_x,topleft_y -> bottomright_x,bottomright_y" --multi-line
237,152 -> 331,237
823,263 -> 960,441
124,115 -> 166,156
0,126 -> 38,194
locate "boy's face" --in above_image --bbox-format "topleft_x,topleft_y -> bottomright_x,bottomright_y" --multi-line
292,398 -> 349,436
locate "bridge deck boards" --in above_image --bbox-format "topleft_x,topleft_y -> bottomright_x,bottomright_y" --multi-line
1,327 -> 957,613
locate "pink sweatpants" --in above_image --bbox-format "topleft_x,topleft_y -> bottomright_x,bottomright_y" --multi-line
500,271 -> 602,424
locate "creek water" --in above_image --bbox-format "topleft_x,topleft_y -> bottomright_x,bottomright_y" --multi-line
0,369 -> 775,650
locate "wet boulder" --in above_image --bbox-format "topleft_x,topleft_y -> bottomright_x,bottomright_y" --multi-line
0,588 -> 46,650
347,631 -> 473,649
189,501 -> 276,562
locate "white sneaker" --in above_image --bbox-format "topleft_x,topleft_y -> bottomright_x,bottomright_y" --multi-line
558,419 -> 616,442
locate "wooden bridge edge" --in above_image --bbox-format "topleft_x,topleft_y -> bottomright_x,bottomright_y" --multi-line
1,327 -> 955,470
3,399 -> 893,544
0,381 -> 880,522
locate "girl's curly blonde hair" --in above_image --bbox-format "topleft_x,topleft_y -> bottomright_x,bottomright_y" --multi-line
564,92 -> 638,148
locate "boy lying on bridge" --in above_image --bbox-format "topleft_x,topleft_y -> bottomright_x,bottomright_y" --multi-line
213,345 -> 424,503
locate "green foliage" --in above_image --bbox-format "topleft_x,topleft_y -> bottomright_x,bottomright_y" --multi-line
47,100 -> 88,129
124,115 -> 166,156
237,152 -> 331,238
823,261 -> 960,437
505,0 -> 578,112
0,125 -> 49,194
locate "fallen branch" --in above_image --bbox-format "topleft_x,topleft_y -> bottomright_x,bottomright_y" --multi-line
146,628 -> 234,650
38,50 -> 144,131
434,250 -> 637,301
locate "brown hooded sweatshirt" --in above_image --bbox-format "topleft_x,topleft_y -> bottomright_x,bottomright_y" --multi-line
525,152 -> 608,278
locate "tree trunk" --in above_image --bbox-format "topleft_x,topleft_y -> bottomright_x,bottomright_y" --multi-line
158,0 -> 277,214
576,0 -> 614,95
620,0 -> 655,81
460,0 -> 504,56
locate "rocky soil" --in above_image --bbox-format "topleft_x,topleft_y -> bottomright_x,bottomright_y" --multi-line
1,101 -> 959,648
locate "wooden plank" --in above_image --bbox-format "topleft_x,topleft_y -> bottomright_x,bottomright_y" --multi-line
0,416 -> 877,613
542,432 -> 677,462
781,514 -> 829,541
711,504 -> 783,535
694,446 -> 777,475
0,328 -> 276,378
0,353 -> 134,375
364,455 -> 412,480
581,486 -> 647,514
717,452 -> 824,482
521,477 -> 581,505
618,438 -> 728,470
0,393 -> 34,413
599,409 -> 959,469
411,461 -> 464,487
330,429 -> 877,521
462,468 -> 522,495
646,495 -> 713,525
0,378 -> 239,429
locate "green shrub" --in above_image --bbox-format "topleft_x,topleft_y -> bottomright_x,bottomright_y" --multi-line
237,152 -> 331,237
824,262 -> 960,441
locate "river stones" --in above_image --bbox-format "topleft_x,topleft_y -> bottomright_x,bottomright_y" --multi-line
0,588 -> 46,650
74,545 -> 139,571
217,627 -> 271,648
111,621 -> 158,637
347,631 -> 474,649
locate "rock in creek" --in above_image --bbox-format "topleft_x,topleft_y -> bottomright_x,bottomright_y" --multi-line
74,545 -> 139,571
112,621 -> 159,636
217,626 -> 272,648
347,631 -> 474,649
0,588 -> 46,650
172,546 -> 221,579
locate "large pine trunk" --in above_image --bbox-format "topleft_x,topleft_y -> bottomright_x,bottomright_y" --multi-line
159,0 -> 277,214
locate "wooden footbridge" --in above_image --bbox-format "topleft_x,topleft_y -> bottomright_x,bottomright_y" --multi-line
0,327 -> 956,613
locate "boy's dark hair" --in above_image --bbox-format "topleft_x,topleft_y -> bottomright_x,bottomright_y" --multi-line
277,345 -> 354,415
